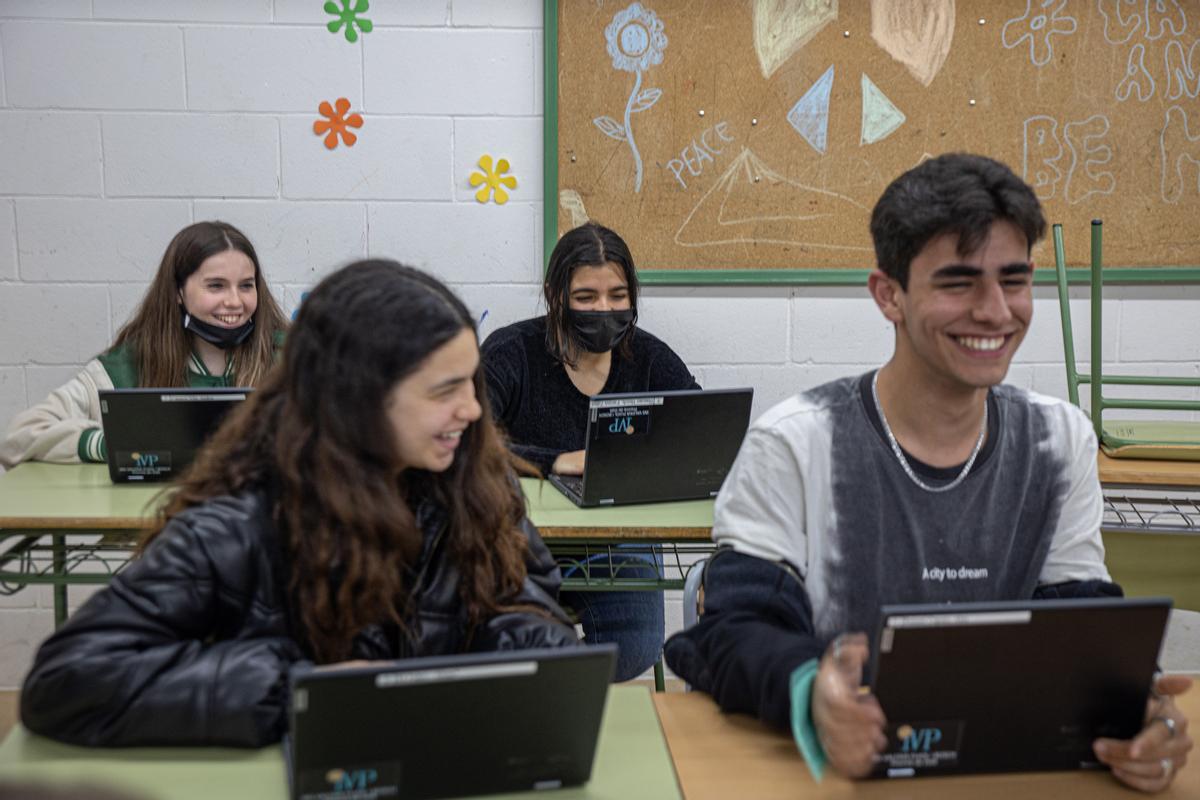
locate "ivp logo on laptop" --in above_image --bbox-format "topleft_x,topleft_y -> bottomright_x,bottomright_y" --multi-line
324,766 -> 385,793
115,450 -> 172,479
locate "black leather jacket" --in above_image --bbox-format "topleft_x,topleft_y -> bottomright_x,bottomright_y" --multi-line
21,490 -> 579,747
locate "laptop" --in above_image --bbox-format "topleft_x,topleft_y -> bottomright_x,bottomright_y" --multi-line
866,597 -> 1171,779
548,388 -> 753,507
98,387 -> 248,483
285,645 -> 616,800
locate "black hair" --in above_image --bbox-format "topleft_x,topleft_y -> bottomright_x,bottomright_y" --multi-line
542,222 -> 639,367
869,153 -> 1046,288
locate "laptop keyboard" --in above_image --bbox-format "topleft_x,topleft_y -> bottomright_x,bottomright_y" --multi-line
556,474 -> 584,496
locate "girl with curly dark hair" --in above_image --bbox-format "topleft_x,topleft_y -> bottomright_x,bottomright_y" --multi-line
20,260 -> 578,747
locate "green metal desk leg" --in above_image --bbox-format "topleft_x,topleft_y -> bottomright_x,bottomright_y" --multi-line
654,657 -> 665,692
52,534 -> 67,629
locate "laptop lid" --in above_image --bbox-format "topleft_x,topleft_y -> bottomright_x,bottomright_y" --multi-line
99,387 -> 248,483
556,387 -> 753,507
286,645 -> 617,800
866,597 -> 1171,779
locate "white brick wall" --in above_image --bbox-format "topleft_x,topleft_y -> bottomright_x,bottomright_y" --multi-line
2,21 -> 185,109
0,200 -> 15,279
364,30 -> 536,114
0,2 -> 1198,690
280,116 -> 451,199
103,114 -> 279,197
94,0 -> 273,23
185,27 -> 362,112
0,112 -> 101,194
16,199 -> 192,282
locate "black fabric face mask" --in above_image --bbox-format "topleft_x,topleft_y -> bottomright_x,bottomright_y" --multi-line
180,305 -> 255,350
567,308 -> 635,353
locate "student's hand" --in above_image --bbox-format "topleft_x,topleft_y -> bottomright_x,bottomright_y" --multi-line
551,450 -> 586,475
1094,674 -> 1193,793
811,632 -> 887,778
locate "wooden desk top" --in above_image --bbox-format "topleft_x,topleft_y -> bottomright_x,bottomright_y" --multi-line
0,466 -> 716,541
653,689 -> 1200,799
0,463 -> 163,530
520,478 -> 714,541
0,686 -> 681,800
1098,452 -> 1200,488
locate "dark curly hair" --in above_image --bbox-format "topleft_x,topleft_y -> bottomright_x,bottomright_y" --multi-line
143,260 -> 535,662
870,153 -> 1046,288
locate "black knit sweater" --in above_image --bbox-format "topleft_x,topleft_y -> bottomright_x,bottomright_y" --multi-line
481,316 -> 700,473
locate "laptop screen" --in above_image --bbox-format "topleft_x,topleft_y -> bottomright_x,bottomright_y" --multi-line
287,645 -> 616,800
558,387 -> 752,506
867,597 -> 1170,778
99,387 -> 247,482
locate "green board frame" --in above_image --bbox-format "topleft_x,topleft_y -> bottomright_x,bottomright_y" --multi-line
542,0 -> 1200,286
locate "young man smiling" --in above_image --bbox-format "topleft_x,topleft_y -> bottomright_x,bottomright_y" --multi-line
664,153 -> 1192,791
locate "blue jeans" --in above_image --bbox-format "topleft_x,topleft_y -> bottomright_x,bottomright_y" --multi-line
559,553 -> 665,682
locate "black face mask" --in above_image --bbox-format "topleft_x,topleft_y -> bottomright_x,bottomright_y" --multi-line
567,308 -> 635,353
180,305 -> 255,350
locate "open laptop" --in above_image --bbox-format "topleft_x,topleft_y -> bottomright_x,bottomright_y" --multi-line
549,388 -> 753,507
866,597 -> 1171,779
99,387 -> 248,483
285,645 -> 616,800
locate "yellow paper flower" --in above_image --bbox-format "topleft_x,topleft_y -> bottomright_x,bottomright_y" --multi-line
468,155 -> 518,204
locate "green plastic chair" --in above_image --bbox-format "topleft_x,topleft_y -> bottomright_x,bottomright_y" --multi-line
1052,220 -> 1200,461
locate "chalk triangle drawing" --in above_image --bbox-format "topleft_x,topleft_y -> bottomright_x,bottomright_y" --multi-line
753,0 -> 838,79
861,73 -> 906,145
869,0 -> 955,87
674,148 -> 871,251
787,65 -> 835,155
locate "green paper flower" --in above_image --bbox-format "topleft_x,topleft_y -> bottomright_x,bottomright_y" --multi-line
325,0 -> 373,43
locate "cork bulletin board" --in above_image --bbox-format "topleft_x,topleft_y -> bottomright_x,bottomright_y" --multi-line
546,0 -> 1200,284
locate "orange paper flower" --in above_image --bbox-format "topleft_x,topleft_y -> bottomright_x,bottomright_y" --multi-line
313,98 -> 363,149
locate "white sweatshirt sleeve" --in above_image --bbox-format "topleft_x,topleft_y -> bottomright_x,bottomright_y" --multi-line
0,359 -> 114,468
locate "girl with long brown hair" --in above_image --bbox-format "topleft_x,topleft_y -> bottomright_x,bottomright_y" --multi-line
0,220 -> 286,468
20,260 -> 577,747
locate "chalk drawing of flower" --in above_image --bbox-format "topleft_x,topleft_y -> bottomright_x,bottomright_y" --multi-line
1001,0 -> 1077,68
593,2 -> 667,192
313,98 -> 364,149
469,155 -> 518,204
325,0 -> 373,44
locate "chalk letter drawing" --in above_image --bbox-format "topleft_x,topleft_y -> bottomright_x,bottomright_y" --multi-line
1160,105 -> 1200,203
1001,0 -> 1077,67
753,0 -> 838,79
674,148 -> 871,251
559,189 -> 590,228
787,65 -> 835,154
869,0 -> 955,87
1116,43 -> 1156,101
1023,115 -> 1064,200
593,3 -> 667,192
1165,39 -> 1200,100
1098,0 -> 1142,44
861,74 -> 905,145
1100,0 -> 1187,43
1063,115 -> 1116,204
1143,0 -> 1187,41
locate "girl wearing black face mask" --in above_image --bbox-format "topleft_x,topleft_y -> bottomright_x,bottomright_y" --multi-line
0,222 -> 287,469
480,222 -> 700,683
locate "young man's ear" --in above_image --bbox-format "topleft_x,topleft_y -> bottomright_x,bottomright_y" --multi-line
868,269 -> 905,325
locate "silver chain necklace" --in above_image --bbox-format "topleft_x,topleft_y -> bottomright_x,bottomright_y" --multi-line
870,370 -> 987,494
